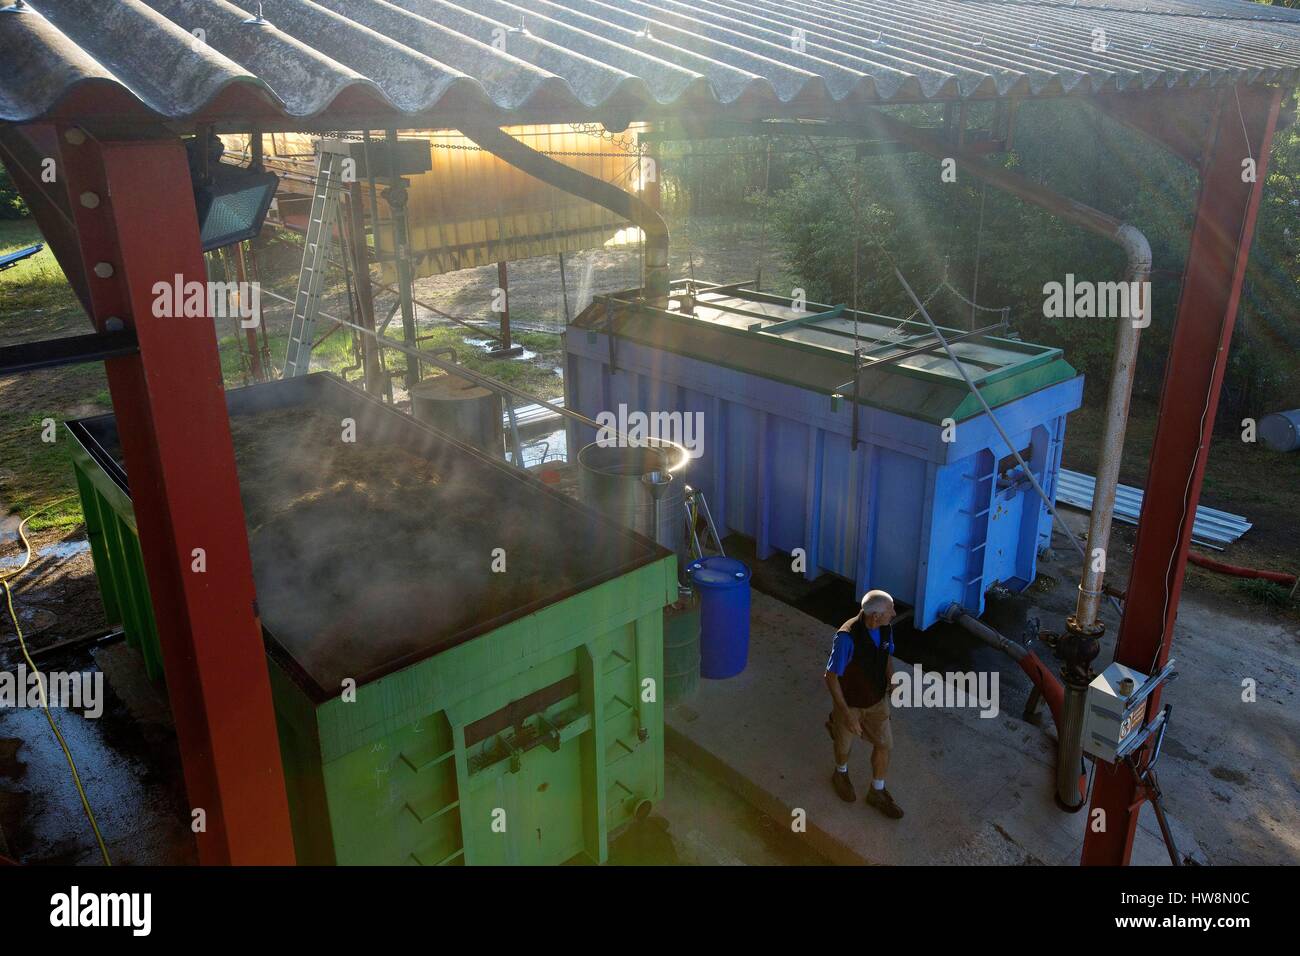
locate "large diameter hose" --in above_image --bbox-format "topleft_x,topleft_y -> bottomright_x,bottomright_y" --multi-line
1187,552 -> 1296,586
943,605 -> 1087,806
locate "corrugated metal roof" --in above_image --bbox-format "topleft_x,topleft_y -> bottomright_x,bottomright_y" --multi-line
2,0 -> 1300,128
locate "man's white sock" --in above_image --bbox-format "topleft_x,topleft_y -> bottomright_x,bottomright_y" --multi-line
836,764 -> 848,774
872,779 -> 885,790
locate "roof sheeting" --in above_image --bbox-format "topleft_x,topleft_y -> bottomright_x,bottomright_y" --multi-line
3,0 -> 1300,127
1055,468 -> 1252,550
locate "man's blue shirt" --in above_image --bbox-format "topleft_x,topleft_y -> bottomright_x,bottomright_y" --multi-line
826,625 -> 892,676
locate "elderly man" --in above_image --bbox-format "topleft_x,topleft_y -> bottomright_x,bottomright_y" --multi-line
824,589 -> 904,819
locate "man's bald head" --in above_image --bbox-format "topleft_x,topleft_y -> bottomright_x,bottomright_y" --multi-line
860,590 -> 896,627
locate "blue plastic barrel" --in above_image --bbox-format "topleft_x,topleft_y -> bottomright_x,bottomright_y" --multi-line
687,557 -> 752,679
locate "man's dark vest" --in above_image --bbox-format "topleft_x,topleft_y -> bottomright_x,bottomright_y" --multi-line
839,615 -> 894,708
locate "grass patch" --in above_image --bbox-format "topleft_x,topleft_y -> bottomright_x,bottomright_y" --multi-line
1064,396 -> 1300,620
1234,578 -> 1296,609
0,411 -> 89,533
216,324 -> 361,382
0,219 -> 71,312
390,324 -> 565,400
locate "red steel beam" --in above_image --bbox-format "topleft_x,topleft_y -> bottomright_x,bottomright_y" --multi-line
1081,84 -> 1283,866
47,130 -> 295,864
0,126 -> 91,312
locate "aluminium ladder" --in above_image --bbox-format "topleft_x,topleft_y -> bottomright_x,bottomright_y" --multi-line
283,145 -> 348,377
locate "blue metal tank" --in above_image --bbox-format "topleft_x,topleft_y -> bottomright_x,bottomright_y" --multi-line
687,556 -> 752,679
566,283 -> 1084,629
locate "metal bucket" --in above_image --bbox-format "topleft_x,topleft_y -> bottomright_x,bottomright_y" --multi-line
663,587 -> 701,703
577,439 -> 690,578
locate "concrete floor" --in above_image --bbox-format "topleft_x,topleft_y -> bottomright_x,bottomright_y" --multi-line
0,641 -> 193,865
609,751 -> 826,865
670,512 -> 1298,866
666,588 -> 1203,865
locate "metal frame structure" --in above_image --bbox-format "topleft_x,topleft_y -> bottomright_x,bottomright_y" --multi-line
1081,82 -> 1283,866
0,126 -> 297,865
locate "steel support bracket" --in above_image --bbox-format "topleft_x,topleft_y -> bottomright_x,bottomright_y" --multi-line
0,329 -> 137,377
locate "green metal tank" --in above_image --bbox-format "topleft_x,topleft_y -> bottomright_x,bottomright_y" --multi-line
68,373 -> 675,866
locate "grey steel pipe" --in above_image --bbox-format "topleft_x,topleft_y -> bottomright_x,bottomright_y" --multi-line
1056,683 -> 1090,812
1074,225 -> 1150,630
1058,227 -> 1148,813
941,604 -> 1026,662
385,129 -> 420,388
459,125 -> 670,306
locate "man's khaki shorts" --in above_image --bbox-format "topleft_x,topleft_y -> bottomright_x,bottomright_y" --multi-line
831,697 -> 893,754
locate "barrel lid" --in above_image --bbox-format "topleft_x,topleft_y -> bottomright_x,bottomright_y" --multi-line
686,556 -> 751,588
1259,410 -> 1299,451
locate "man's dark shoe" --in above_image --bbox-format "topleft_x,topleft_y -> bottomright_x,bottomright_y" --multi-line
865,786 -> 904,819
831,770 -> 857,803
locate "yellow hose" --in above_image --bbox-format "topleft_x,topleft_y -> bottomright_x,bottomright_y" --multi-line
1,497 -> 112,866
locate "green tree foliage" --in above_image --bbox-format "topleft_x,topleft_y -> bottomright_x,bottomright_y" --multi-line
741,99 -> 1298,422
0,160 -> 29,219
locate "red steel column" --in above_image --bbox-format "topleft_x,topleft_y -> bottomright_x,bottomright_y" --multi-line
62,132 -> 295,864
1081,85 -> 1283,865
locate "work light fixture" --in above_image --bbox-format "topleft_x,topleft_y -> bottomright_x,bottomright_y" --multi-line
188,130 -> 279,252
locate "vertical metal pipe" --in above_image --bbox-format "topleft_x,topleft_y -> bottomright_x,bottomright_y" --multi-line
558,251 -> 571,324
1057,226 -> 1150,811
346,179 -> 383,395
233,241 -> 264,382
1073,225 -> 1151,630
497,259 -> 512,351
385,129 -> 419,388
1056,685 -> 1089,810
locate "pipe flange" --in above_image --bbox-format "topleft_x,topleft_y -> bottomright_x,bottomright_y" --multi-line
1065,613 -> 1105,639
1059,615 -> 1102,687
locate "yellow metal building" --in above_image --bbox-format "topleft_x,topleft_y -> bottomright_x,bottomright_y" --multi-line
225,125 -> 648,280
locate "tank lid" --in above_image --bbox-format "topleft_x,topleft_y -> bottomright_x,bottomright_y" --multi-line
409,372 -> 493,400
686,556 -> 751,588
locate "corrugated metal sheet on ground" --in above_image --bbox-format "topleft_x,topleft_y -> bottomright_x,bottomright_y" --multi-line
4,1 -> 1300,127
1055,468 -> 1251,549
505,396 -> 565,430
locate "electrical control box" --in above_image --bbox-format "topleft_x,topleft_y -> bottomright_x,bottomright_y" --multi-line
1082,660 -> 1165,764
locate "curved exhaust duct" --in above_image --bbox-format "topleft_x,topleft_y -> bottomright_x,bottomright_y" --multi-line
458,125 -> 669,307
